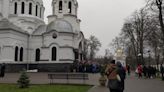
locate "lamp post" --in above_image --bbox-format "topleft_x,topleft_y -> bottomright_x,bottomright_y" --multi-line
148,50 -> 151,66
157,47 -> 160,69
138,53 -> 141,65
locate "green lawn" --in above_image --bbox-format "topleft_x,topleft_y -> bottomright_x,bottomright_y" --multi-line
0,84 -> 92,92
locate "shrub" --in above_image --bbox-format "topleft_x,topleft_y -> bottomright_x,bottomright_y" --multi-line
100,64 -> 106,76
17,69 -> 30,88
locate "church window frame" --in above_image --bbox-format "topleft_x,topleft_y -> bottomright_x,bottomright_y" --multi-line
19,47 -> 24,62
36,5 -> 38,16
15,46 -> 19,62
68,1 -> 72,13
29,3 -> 32,15
35,48 -> 40,62
21,2 -> 25,14
59,1 -> 63,13
14,2 -> 17,14
52,47 -> 57,61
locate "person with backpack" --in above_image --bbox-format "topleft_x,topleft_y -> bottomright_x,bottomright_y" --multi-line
105,60 -> 125,92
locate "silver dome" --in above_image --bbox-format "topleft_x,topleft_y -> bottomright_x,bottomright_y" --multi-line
47,20 -> 73,33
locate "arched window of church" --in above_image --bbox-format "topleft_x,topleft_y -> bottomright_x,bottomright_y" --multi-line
59,1 -> 62,12
40,7 -> 42,18
35,48 -> 40,62
15,46 -> 18,61
68,1 -> 72,13
14,2 -> 17,14
21,2 -> 25,14
29,3 -> 32,15
20,47 -> 23,62
52,47 -> 57,61
36,5 -> 38,16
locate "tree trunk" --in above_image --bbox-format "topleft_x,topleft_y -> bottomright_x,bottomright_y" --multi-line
157,1 -> 164,64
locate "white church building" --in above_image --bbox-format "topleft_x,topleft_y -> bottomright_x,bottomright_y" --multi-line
0,0 -> 85,72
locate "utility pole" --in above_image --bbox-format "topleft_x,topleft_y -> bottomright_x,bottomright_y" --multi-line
148,50 -> 151,66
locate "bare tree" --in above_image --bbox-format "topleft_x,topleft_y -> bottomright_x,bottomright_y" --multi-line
147,0 -> 164,63
110,34 -> 128,52
88,35 -> 101,61
83,39 -> 90,61
121,8 -> 153,65
144,13 -> 163,67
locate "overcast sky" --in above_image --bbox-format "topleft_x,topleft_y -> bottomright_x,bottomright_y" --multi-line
43,0 -> 145,56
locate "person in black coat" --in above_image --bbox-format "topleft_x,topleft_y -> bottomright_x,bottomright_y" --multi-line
160,64 -> 164,80
116,62 -> 126,92
143,66 -> 148,78
0,63 -> 6,78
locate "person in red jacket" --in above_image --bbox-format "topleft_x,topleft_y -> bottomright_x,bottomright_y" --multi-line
137,64 -> 143,78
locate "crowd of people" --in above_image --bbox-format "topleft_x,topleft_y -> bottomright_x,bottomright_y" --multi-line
70,61 -> 101,73
135,64 -> 164,80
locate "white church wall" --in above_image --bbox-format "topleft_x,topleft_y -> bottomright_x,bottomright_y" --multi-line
47,15 -> 57,24
43,33 -> 74,48
2,46 -> 14,62
30,36 -> 43,62
41,47 -> 49,61
0,37 -> 15,62
9,31 -> 28,61
0,0 -> 2,13
59,48 -> 74,61
2,0 -> 9,18
71,2 -> 76,15
42,32 -> 75,62
0,30 -> 28,62
43,35 -> 59,47
59,36 -> 74,47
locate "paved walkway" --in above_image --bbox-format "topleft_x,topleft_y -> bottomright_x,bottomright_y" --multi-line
88,75 -> 164,92
1,73 -> 164,92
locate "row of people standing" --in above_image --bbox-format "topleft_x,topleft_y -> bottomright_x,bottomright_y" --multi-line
70,61 -> 101,73
136,64 -> 164,80
142,65 -> 157,78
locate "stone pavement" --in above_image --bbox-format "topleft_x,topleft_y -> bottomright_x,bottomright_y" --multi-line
1,73 -> 164,92
88,74 -> 164,92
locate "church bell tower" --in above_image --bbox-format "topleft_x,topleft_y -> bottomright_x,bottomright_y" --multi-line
48,0 -> 81,32
51,0 -> 78,18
